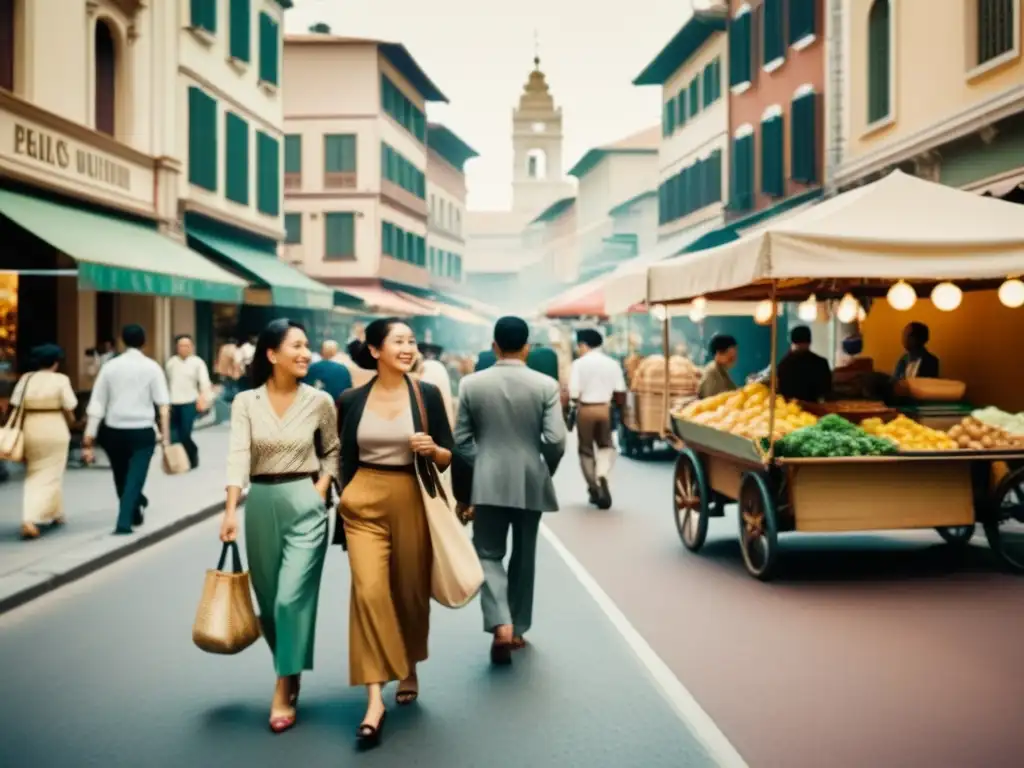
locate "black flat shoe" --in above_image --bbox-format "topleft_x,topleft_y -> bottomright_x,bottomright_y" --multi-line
356,711 -> 386,749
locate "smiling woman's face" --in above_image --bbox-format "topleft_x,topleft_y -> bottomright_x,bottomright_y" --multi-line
269,327 -> 312,379
373,322 -> 417,373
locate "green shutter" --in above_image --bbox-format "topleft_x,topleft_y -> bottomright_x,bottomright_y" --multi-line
791,92 -> 818,183
710,149 -> 723,201
224,112 -> 249,204
258,12 -> 279,85
867,0 -> 891,124
187,87 -> 217,191
395,225 -> 405,260
729,12 -> 752,86
229,0 -> 250,61
763,0 -> 785,65
417,235 -> 426,266
382,221 -> 393,255
284,135 -> 301,173
732,135 -> 754,211
677,91 -> 687,126
284,213 -> 301,244
191,0 -> 216,32
760,115 -> 784,197
789,0 -> 816,45
325,212 -> 355,259
702,64 -> 714,107
325,135 -> 356,172
663,100 -> 675,135
689,78 -> 700,117
256,131 -> 280,216
658,182 -> 667,224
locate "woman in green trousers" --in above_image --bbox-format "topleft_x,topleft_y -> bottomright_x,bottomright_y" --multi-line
219,319 -> 339,734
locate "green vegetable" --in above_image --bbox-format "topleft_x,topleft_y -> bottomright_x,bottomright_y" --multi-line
774,418 -> 898,458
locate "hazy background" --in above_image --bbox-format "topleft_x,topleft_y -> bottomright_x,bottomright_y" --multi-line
285,0 -> 698,210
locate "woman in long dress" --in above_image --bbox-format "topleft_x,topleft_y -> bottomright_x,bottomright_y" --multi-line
218,319 -> 339,733
12,345 -> 78,539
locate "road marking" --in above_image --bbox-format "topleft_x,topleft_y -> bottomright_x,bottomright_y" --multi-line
539,522 -> 748,768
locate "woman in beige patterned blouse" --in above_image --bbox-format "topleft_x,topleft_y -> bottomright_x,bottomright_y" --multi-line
219,319 -> 339,734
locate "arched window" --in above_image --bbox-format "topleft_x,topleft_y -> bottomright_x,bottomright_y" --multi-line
867,0 -> 891,124
527,148 -> 547,179
94,19 -> 117,136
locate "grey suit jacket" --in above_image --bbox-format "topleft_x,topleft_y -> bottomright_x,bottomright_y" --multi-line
455,360 -> 567,512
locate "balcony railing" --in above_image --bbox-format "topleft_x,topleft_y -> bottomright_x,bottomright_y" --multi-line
284,173 -> 302,190
324,171 -> 357,189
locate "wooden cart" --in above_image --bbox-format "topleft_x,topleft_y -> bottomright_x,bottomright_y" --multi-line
618,388 -> 694,457
670,417 -> 1024,580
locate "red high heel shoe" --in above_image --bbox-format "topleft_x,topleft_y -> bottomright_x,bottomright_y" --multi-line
269,712 -> 296,734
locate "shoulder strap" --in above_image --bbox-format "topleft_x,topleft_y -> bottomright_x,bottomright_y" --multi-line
410,377 -> 428,433
6,373 -> 35,429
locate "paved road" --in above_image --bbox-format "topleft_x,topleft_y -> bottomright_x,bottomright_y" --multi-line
545,444 -> 1024,768
0,513 -> 716,767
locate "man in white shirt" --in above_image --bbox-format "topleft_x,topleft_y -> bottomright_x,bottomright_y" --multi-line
569,328 -> 626,509
82,324 -> 171,535
165,334 -> 212,469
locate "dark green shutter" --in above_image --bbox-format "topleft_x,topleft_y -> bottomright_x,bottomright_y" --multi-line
791,92 -> 818,183
229,0 -> 250,61
867,0 -> 890,124
678,91 -> 687,126
760,116 -> 784,197
764,0 -> 785,65
732,135 -> 754,211
789,0 -> 816,45
395,225 -> 405,260
688,78 -> 700,117
663,100 -> 675,135
325,135 -> 356,172
702,63 -> 715,107
382,221 -> 393,255
284,135 -> 301,173
729,12 -> 752,86
258,12 -> 279,85
284,213 -> 301,244
256,131 -> 280,216
658,182 -> 667,224
325,213 -> 354,259
710,149 -> 722,201
191,0 -> 216,32
224,111 -> 249,204
188,87 -> 217,191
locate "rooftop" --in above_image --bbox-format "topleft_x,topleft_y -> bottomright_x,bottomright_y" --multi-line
567,125 -> 660,179
283,34 -> 447,102
632,7 -> 728,86
530,197 -> 576,225
427,123 -> 479,172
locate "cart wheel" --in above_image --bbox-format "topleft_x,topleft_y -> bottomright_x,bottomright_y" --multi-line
737,472 -> 779,581
673,449 -> 709,552
935,526 -> 975,547
983,467 -> 1024,573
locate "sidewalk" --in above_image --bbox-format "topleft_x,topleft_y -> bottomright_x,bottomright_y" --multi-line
0,424 -> 232,613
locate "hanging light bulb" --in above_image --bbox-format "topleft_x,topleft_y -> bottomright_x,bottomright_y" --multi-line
798,294 -> 818,322
930,282 -> 962,311
688,303 -> 705,323
857,305 -> 868,322
886,280 -> 917,311
754,299 -> 774,325
650,304 -> 667,321
692,296 -> 708,312
998,278 -> 1024,308
836,293 -> 859,324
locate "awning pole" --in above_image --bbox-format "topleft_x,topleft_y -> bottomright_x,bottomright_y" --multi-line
660,311 -> 670,438
766,281 -> 779,462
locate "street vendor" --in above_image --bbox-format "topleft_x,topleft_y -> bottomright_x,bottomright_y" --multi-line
776,326 -> 832,402
698,334 -> 738,399
894,322 -> 940,381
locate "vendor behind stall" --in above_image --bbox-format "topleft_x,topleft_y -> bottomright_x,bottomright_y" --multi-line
894,322 -> 940,380
776,326 -> 832,402
698,334 -> 738,398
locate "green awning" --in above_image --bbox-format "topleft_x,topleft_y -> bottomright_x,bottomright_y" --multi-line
188,228 -> 334,310
0,189 -> 247,303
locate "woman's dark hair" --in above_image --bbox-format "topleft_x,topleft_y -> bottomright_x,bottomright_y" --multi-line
250,318 -> 306,387
30,344 -> 64,370
353,317 -> 404,370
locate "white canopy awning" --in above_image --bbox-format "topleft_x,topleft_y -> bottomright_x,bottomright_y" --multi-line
648,171 -> 1024,304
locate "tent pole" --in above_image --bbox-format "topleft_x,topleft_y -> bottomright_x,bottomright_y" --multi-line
766,282 -> 779,462
661,311 -> 670,439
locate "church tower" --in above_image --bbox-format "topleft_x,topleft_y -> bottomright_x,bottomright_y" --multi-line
511,56 -> 570,217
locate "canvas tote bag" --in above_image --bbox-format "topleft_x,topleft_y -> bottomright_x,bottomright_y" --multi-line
192,542 -> 261,654
0,373 -> 36,462
411,381 -> 484,608
162,442 -> 191,475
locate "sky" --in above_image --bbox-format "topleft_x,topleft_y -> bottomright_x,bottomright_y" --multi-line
285,0 -> 699,211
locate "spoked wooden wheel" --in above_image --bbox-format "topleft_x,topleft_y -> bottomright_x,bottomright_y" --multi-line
935,525 -> 975,546
673,449 -> 709,552
737,472 -> 779,581
983,467 -> 1024,573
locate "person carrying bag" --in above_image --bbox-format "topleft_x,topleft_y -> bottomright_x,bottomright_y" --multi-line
0,373 -> 34,462
192,541 -> 261,655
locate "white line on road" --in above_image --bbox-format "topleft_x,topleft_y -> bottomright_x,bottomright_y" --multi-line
539,522 -> 748,768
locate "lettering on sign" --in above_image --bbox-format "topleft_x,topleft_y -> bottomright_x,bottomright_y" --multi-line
12,123 -> 131,191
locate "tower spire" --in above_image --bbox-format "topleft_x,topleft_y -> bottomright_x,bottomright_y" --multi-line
533,29 -> 540,69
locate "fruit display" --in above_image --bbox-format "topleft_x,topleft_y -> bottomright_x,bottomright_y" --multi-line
948,416 -> 1024,450
676,382 -> 817,440
631,354 -> 701,394
971,406 -> 1024,436
774,414 -> 899,458
861,414 -> 958,451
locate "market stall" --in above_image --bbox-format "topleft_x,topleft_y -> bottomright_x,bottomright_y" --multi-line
644,171 -> 1024,580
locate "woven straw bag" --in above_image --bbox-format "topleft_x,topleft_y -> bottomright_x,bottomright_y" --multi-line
192,542 -> 261,654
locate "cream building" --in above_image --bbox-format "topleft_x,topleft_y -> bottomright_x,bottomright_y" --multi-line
0,0 -> 247,391
836,0 -> 1024,195
426,122 -> 478,290
281,31 -> 448,306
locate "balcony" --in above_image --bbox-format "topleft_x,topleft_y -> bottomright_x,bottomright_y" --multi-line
324,171 -> 357,190
284,173 -> 301,191
381,180 -> 428,219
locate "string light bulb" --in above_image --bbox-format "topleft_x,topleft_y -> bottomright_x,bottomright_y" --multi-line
649,304 -> 667,321
754,300 -> 774,325
692,296 -> 707,312
688,303 -> 705,323
857,305 -> 868,322
797,295 -> 819,322
930,282 -> 962,312
998,279 -> 1024,308
836,294 -> 859,324
886,281 -> 916,311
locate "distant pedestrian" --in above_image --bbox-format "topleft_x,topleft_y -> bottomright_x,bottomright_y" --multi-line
219,319 -> 338,734
10,344 -> 78,539
303,340 -> 353,401
569,328 -> 626,509
474,348 -> 496,372
165,334 -> 212,469
215,337 -> 242,400
527,344 -> 559,382
456,316 -> 566,664
82,325 -> 170,535
417,343 -> 454,426
335,317 -> 457,748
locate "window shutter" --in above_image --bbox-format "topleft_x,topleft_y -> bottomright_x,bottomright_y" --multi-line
789,0 -> 816,45
712,149 -> 723,202
325,213 -> 354,259
763,0 -> 785,65
689,78 -> 700,117
732,135 -> 754,211
191,0 -> 216,32
729,13 -> 752,86
666,176 -> 677,222
677,91 -> 687,127
791,92 -> 818,183
658,182 -> 667,224
256,131 -> 280,216
225,112 -> 249,204
258,12 -> 279,85
867,0 -> 891,124
662,102 -> 673,136
760,116 -> 784,197
284,135 -> 301,174
188,87 -> 217,191
382,221 -> 392,256
229,0 -> 250,61
284,213 -> 301,244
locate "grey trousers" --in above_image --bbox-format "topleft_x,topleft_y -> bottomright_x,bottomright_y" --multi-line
472,506 -> 542,637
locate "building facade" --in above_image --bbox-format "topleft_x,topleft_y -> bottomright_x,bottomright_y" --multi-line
426,122 -> 478,290
281,33 -> 447,297
727,0 -> 825,222
835,0 -> 1024,198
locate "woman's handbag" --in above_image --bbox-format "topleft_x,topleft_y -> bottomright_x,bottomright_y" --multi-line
0,373 -> 35,462
411,381 -> 484,608
162,443 -> 191,475
192,542 -> 261,654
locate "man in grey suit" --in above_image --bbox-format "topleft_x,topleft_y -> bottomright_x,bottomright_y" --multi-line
455,316 -> 567,665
